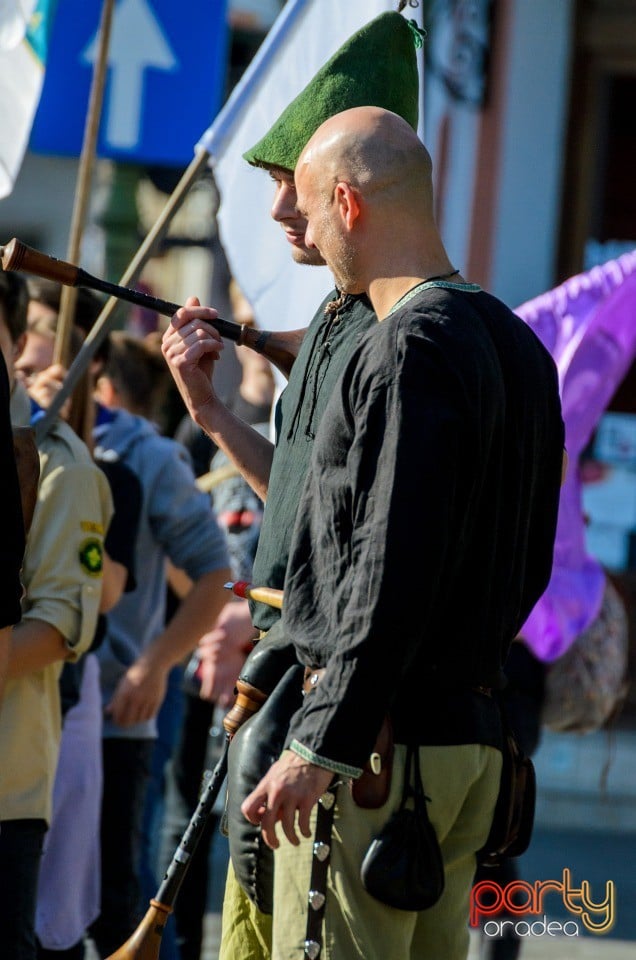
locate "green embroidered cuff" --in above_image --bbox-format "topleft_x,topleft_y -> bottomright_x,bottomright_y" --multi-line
289,739 -> 363,779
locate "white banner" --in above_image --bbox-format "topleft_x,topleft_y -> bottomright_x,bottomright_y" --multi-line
0,1 -> 53,198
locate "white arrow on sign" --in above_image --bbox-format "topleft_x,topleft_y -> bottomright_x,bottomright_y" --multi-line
82,0 -> 177,150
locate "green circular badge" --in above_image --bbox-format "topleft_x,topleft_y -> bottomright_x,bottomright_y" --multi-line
79,538 -> 103,577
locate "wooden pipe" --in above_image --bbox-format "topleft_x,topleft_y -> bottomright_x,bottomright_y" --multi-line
0,237 -> 305,378
225,580 -> 283,609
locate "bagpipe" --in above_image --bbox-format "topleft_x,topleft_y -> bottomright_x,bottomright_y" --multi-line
106,582 -> 287,959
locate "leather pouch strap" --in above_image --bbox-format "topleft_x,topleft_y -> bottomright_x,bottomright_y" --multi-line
350,715 -> 394,809
302,667 -> 394,810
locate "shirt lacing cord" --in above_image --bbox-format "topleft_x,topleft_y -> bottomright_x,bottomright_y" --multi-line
285,297 -> 347,443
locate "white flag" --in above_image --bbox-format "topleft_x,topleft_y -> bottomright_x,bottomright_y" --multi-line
198,0 -> 423,342
0,0 -> 56,199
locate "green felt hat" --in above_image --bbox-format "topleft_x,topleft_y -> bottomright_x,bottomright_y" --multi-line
243,12 -> 421,171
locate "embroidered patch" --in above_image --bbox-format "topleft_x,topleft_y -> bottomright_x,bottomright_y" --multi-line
79,538 -> 103,577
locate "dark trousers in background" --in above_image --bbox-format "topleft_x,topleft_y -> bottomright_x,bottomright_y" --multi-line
0,818 -> 47,960
89,738 -> 153,958
37,942 -> 85,960
139,667 -> 185,960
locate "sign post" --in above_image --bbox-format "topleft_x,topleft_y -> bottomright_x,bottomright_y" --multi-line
30,0 -> 229,167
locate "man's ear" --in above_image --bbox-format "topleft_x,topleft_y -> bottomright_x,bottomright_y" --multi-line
335,181 -> 360,230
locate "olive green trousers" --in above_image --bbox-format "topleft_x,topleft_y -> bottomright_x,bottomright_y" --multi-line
220,743 -> 501,960
219,858 -> 272,960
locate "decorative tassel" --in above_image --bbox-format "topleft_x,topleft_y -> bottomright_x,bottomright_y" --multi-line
407,19 -> 427,48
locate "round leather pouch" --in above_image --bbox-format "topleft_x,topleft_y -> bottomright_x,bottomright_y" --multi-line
360,743 -> 445,911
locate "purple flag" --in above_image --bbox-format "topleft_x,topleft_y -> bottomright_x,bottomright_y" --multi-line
517,250 -> 636,661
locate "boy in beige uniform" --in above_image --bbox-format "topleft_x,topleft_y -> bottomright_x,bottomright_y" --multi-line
0,272 -> 113,960
0,417 -> 113,815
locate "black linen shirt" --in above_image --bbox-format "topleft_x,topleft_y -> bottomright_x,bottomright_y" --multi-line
282,282 -> 565,775
249,292 -> 376,632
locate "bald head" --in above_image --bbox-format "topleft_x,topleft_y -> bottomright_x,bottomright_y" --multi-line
294,107 -> 440,297
297,106 -> 434,215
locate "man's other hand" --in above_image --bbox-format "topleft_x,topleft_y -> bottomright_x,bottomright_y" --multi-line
241,750 -> 335,849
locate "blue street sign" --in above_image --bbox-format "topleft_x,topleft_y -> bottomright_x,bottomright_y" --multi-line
30,0 -> 229,167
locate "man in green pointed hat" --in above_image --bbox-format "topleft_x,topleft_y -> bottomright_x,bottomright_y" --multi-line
162,10 -> 422,960
238,101 -> 563,958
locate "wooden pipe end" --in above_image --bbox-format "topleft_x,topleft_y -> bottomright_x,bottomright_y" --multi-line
104,900 -> 172,958
0,238 -> 19,272
0,236 -> 79,286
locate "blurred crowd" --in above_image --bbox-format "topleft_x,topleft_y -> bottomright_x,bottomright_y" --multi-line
0,269 -> 274,960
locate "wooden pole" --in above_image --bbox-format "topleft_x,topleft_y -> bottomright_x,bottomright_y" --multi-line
54,0 -> 115,366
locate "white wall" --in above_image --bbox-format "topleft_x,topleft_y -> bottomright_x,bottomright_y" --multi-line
425,0 -> 575,307
424,68 -> 481,277
491,0 -> 575,307
433,96 -> 481,279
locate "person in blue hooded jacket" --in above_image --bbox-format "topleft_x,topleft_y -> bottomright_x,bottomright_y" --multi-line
89,332 -> 231,958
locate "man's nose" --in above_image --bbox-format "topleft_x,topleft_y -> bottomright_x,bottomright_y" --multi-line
304,223 -> 317,249
271,184 -> 295,221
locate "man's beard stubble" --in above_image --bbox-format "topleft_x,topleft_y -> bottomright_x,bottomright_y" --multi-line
291,246 -> 325,268
292,242 -> 358,294
310,199 -> 359,294
325,233 -> 359,295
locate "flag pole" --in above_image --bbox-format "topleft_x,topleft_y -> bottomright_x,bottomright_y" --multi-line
54,0 -> 115,367
34,147 -> 210,441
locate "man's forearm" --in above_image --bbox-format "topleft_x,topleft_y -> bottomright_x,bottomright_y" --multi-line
194,399 -> 273,502
137,567 -> 232,673
7,619 -> 68,678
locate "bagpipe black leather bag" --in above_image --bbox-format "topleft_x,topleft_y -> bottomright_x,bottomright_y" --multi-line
360,743 -> 445,911
226,662 -> 305,914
